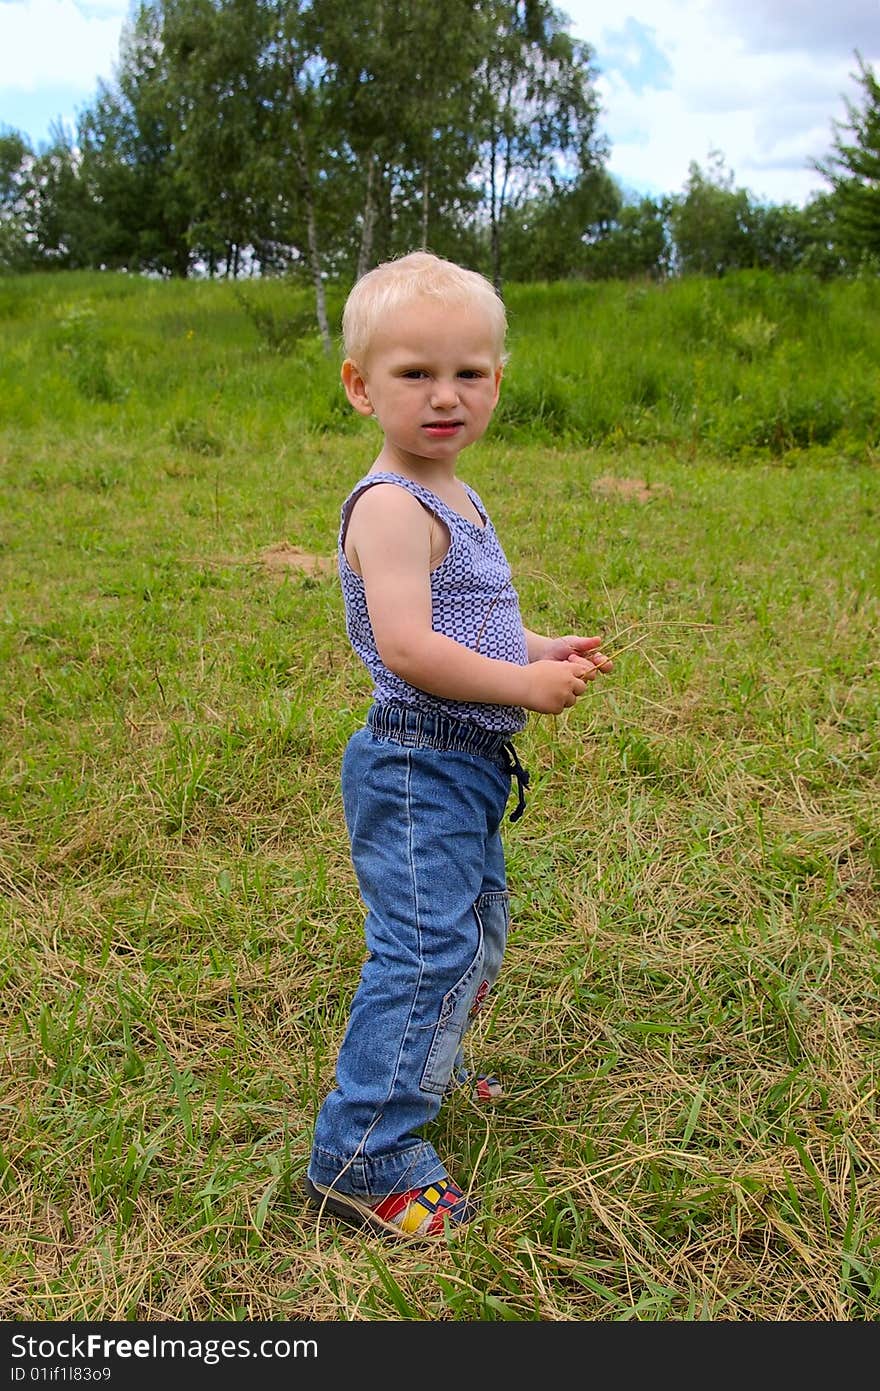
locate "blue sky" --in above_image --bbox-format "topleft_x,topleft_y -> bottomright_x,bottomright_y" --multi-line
2,0 -> 880,206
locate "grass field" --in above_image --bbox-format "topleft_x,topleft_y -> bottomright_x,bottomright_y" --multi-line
1,270 -> 879,1320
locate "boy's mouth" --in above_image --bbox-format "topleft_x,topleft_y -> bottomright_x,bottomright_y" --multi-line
422,421 -> 463,437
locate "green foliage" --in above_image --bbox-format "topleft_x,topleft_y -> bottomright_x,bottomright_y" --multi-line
479,0 -> 606,289
1,0 -> 611,295
815,51 -> 880,265
496,272 -> 879,457
582,197 -> 672,281
0,130 -> 33,272
76,10 -> 195,278
315,0 -> 488,275
668,151 -> 754,275
54,302 -> 127,403
4,268 -> 878,463
500,172 -> 672,283
728,313 -> 778,360
233,285 -> 317,355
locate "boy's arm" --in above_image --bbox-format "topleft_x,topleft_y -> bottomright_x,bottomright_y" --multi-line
348,486 -> 592,715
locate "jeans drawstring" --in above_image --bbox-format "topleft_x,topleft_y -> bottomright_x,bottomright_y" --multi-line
500,741 -> 530,822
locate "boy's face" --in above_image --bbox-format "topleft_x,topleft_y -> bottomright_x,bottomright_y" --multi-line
342,298 -> 503,469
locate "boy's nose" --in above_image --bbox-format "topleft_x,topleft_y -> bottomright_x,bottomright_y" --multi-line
430,379 -> 460,409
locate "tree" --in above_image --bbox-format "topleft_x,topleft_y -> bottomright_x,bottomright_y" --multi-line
814,51 -> 880,265
24,126 -> 96,267
0,129 -> 34,270
668,151 -> 753,275
385,0 -> 487,263
477,0 -> 605,292
160,0 -> 270,277
582,195 -> 671,281
0,124 -> 96,270
741,198 -> 860,277
311,0 -> 488,279
77,4 -> 194,275
797,191 -> 853,277
500,166 -> 618,280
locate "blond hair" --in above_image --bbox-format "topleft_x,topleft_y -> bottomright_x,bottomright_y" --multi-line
342,251 -> 507,367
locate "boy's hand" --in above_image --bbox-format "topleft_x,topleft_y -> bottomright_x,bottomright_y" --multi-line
545,634 -> 614,676
521,659 -> 591,714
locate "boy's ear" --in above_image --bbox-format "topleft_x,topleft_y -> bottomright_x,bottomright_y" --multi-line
492,363 -> 503,406
341,358 -> 374,416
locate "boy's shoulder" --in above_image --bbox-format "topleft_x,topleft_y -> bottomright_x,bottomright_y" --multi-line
345,472 -> 425,503
343,474 -> 433,530
342,471 -> 490,533
344,472 -> 442,510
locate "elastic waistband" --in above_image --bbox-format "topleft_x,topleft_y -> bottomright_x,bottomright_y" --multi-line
367,702 -> 511,759
366,703 -> 530,822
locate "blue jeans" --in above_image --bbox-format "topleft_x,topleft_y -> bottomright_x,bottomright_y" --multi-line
307,702 -> 525,1199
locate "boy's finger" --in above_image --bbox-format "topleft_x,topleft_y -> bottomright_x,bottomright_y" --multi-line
589,652 -> 613,671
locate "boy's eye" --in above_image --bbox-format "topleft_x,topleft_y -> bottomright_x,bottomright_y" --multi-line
401,369 -> 427,379
458,370 -> 484,379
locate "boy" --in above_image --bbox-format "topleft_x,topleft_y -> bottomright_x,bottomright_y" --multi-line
305,251 -> 611,1239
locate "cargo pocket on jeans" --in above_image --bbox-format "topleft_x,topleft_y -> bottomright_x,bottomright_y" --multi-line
420,928 -> 485,1097
473,890 -> 510,987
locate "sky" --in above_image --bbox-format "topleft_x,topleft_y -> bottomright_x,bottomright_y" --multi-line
1,0 -> 879,207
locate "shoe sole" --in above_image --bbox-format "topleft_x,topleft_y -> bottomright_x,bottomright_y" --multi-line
303,1176 -> 472,1241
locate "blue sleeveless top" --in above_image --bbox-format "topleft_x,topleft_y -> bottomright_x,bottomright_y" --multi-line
338,472 -> 528,734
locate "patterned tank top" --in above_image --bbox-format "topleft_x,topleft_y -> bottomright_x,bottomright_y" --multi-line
338,471 -> 528,733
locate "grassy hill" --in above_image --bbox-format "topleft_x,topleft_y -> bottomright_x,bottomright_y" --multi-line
2,267 -> 879,458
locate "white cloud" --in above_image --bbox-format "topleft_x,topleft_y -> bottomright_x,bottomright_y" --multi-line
0,0 -> 128,93
564,0 -> 880,204
714,0 -> 880,56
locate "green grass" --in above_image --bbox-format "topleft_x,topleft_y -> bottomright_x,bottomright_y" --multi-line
1,270 -> 879,1320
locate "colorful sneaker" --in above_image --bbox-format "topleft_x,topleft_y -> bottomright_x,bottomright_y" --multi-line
445,1070 -> 503,1102
304,1175 -> 476,1239
473,1074 -> 503,1102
